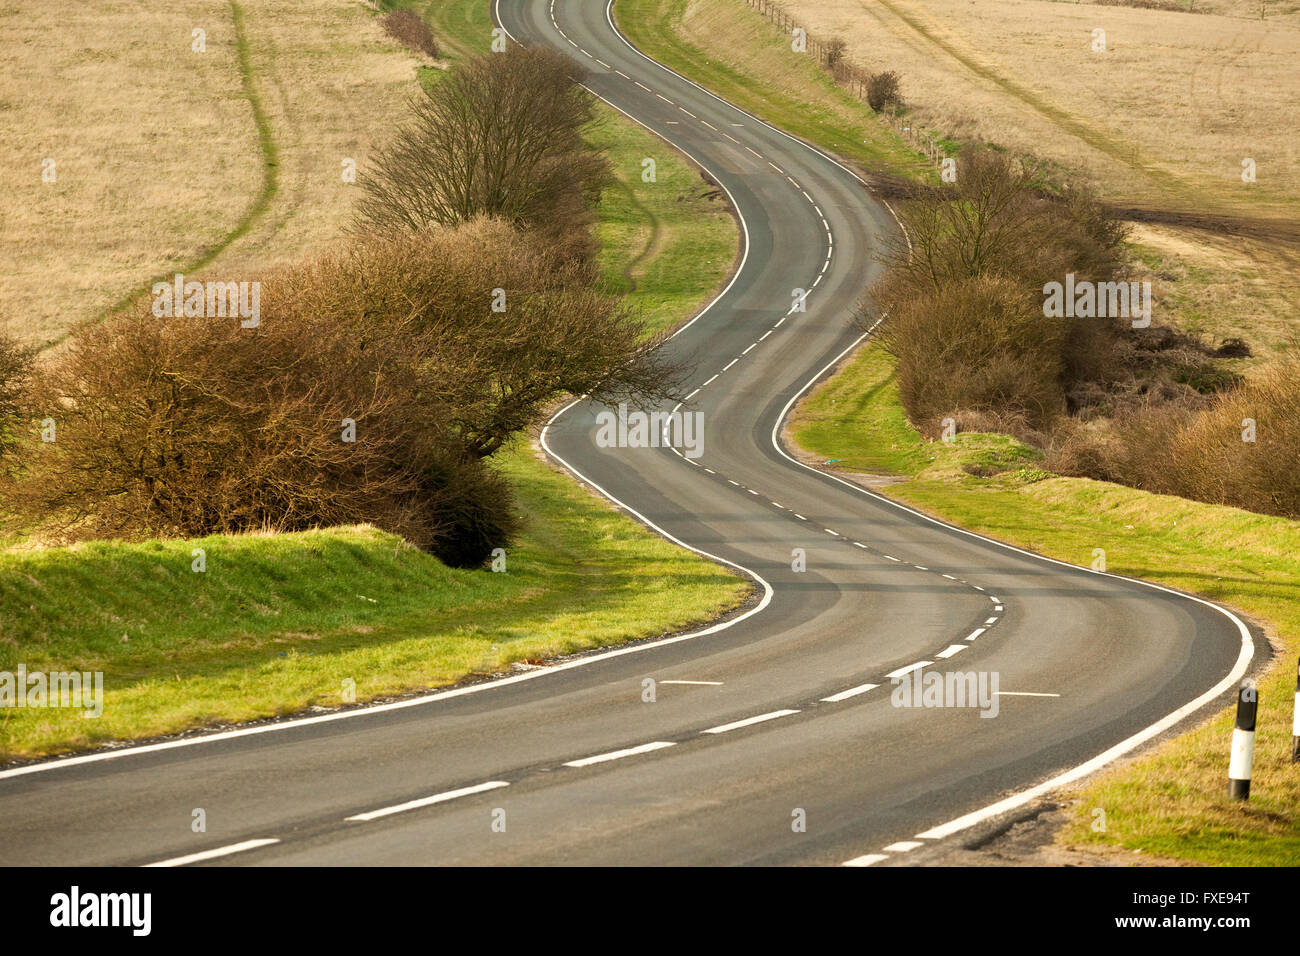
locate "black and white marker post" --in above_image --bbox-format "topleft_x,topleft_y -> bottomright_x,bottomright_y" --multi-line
1228,680 -> 1257,800
1292,658 -> 1299,763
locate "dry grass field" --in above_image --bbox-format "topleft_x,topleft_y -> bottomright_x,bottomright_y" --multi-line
777,0 -> 1298,215
0,0 -> 422,346
673,0 -> 1300,355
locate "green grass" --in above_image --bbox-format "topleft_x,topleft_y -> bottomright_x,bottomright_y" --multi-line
585,112 -> 737,335
792,340 -> 1300,866
0,0 -> 746,759
0,443 -> 748,760
414,0 -> 492,57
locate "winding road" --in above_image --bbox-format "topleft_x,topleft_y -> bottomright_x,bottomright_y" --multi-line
0,0 -> 1256,867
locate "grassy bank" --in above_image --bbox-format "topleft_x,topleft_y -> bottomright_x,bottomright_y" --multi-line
0,444 -> 747,760
0,0 -> 746,760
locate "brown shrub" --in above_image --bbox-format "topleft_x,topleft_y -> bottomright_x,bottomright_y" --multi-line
875,273 -> 1067,433
1048,350 -> 1300,519
867,71 -> 903,112
18,291 -> 515,565
824,37 -> 847,71
381,9 -> 439,59
1165,353 -> 1300,516
280,218 -> 682,459
13,220 -> 680,565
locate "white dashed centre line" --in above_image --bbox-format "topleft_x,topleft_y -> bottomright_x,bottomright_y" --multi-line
886,661 -> 931,679
345,781 -> 510,822
702,710 -> 799,734
821,682 -> 879,703
145,838 -> 281,868
564,741 -> 675,767
936,644 -> 967,659
882,841 -> 924,853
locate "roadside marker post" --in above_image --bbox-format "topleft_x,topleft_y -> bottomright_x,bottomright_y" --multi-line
1228,680 -> 1257,800
1292,659 -> 1300,763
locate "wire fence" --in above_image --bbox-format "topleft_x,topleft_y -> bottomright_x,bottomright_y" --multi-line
740,0 -> 950,163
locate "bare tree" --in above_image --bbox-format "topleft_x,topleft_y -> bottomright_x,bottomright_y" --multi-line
356,47 -> 611,241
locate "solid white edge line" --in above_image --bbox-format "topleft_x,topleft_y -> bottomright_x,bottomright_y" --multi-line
346,780 -> 510,822
564,741 -> 675,767
145,838 -> 281,868
702,709 -> 799,734
604,0 -> 911,253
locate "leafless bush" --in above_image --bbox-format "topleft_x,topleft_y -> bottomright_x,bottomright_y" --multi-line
11,219 -> 680,565
355,46 -> 610,263
1046,348 -> 1300,518
875,274 -> 1067,432
867,71 -> 903,112
284,218 -> 683,459
381,9 -> 439,59
824,37 -> 847,71
868,148 -> 1130,432
18,294 -> 512,565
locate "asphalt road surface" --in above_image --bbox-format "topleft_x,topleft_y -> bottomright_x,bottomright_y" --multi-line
0,0 -> 1255,867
